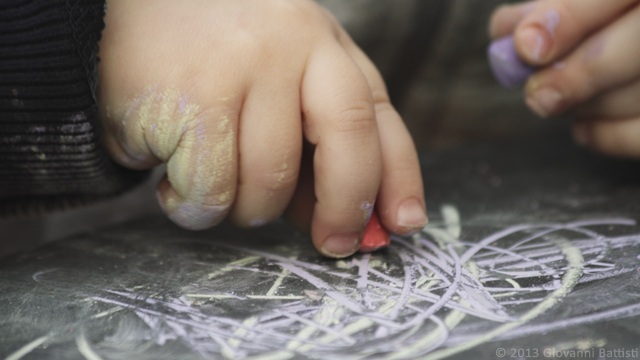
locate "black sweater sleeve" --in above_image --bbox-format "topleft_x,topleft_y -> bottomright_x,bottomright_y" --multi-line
0,0 -> 148,216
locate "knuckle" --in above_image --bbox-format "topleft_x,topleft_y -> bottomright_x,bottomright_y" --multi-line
183,107 -> 237,143
230,0 -> 339,71
372,90 -> 398,121
560,2 -> 586,31
233,1 -> 333,69
245,0 -> 332,42
268,0 -> 330,28
392,157 -> 419,175
331,203 -> 373,226
567,65 -> 598,101
174,110 -> 239,209
255,165 -> 299,194
371,88 -> 391,106
331,100 -> 376,135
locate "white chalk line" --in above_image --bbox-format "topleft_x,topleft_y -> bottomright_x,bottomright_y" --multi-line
5,335 -> 49,360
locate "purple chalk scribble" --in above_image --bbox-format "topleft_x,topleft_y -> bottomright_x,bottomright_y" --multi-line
87,218 -> 640,359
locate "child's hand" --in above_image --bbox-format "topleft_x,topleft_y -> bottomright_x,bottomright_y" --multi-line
490,0 -> 640,157
97,0 -> 427,257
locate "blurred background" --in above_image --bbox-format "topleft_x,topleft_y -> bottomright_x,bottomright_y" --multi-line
1,0 -> 571,256
319,0 -> 568,149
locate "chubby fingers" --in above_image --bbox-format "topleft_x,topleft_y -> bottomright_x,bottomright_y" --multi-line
159,101 -> 240,230
227,75 -> 303,228
512,0 -> 637,65
101,84 -> 242,230
301,41 -> 383,258
336,29 -> 428,235
572,78 -> 640,157
524,3 -> 640,117
489,1 -> 538,40
575,79 -> 640,120
574,116 -> 640,158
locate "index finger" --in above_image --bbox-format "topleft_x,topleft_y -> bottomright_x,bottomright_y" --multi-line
513,0 -> 638,64
335,28 -> 428,236
489,1 -> 537,40
301,42 -> 382,258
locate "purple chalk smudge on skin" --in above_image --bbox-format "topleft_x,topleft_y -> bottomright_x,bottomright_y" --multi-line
488,36 -> 537,88
156,189 -> 229,230
361,201 -> 374,224
169,202 -> 229,230
249,218 -> 267,227
179,97 -> 188,114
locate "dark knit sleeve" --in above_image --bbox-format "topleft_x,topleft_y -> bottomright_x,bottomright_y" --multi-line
0,0 -> 148,216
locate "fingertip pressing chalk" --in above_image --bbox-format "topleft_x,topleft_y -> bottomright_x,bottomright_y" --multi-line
488,35 -> 537,88
359,211 -> 390,253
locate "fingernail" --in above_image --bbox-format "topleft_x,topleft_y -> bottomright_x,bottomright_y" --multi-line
573,122 -> 590,146
519,27 -> 551,62
397,198 -> 428,233
526,87 -> 563,117
321,233 -> 360,258
361,201 -> 375,224
488,36 -> 537,88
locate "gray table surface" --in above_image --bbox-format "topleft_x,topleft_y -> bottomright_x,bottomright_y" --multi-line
2,130 -> 640,360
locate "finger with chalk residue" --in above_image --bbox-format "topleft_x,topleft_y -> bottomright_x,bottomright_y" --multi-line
488,35 -> 538,88
358,211 -> 390,253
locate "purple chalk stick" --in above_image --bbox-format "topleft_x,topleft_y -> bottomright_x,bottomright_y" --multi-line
488,35 -> 537,88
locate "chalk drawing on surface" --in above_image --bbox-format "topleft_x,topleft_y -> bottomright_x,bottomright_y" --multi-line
9,205 -> 640,360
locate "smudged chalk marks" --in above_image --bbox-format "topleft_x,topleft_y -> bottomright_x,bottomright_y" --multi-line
9,206 -> 640,360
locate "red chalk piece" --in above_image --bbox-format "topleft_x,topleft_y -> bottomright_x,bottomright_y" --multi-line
358,211 -> 390,253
